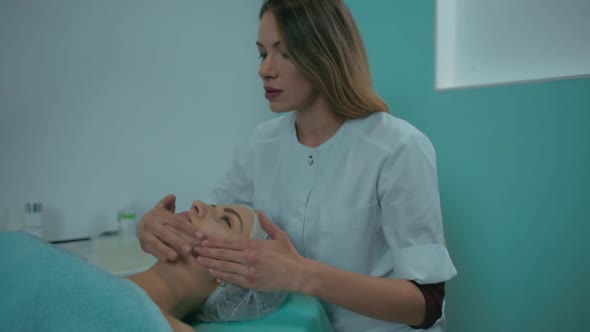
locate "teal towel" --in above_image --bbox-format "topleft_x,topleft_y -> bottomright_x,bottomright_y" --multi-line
0,232 -> 171,332
0,232 -> 333,332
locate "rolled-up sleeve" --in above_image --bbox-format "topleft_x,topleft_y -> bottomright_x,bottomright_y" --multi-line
378,130 -> 457,284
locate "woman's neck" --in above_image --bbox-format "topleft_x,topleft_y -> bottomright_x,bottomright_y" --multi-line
127,255 -> 218,319
295,98 -> 344,148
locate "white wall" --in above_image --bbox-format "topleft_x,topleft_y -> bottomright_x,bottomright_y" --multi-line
436,0 -> 590,89
0,0 -> 271,240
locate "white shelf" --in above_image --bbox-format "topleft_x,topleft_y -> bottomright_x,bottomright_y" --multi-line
436,0 -> 590,90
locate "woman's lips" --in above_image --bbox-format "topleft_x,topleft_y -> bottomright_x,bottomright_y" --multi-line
264,88 -> 283,100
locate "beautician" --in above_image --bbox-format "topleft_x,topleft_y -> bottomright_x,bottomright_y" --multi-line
138,1 -> 457,331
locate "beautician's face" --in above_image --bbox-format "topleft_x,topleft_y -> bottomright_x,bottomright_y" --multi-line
180,201 -> 254,239
257,12 -> 316,113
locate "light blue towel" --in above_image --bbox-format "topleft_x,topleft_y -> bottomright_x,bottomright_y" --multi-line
0,232 -> 334,332
0,232 -> 172,332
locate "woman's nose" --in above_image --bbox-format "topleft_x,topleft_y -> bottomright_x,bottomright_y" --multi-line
259,56 -> 278,79
191,200 -> 208,218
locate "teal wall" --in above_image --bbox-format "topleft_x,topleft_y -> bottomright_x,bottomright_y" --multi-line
347,1 -> 590,331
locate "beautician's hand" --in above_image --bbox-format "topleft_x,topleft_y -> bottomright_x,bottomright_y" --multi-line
193,212 -> 306,292
138,194 -> 205,261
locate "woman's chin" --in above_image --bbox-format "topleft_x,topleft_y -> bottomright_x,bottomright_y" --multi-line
268,103 -> 293,113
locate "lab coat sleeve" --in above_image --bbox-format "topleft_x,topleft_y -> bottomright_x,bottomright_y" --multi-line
378,131 -> 457,284
210,141 -> 254,206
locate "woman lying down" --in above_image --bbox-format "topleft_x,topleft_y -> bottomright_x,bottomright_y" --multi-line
128,201 -> 286,331
0,201 -> 286,332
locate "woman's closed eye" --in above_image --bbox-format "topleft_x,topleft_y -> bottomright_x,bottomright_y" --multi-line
220,215 -> 232,228
258,53 -> 267,60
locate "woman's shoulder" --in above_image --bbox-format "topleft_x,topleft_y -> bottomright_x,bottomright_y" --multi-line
234,113 -> 292,158
250,113 -> 292,143
349,112 -> 433,153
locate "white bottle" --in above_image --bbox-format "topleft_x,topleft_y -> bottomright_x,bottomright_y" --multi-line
118,205 -> 137,240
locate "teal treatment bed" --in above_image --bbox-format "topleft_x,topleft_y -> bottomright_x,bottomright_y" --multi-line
0,232 -> 332,332
194,293 -> 332,331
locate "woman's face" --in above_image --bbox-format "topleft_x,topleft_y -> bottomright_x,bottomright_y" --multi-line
257,11 -> 317,113
179,201 -> 254,240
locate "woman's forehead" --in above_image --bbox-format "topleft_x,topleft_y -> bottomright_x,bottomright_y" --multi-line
230,205 -> 254,221
258,12 -> 280,41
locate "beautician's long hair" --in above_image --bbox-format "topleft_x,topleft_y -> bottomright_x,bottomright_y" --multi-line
259,0 -> 389,119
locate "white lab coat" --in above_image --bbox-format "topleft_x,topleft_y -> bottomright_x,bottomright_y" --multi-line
211,111 -> 457,332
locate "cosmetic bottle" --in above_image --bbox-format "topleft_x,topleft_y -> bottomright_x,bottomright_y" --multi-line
25,202 -> 43,238
117,205 -> 137,240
